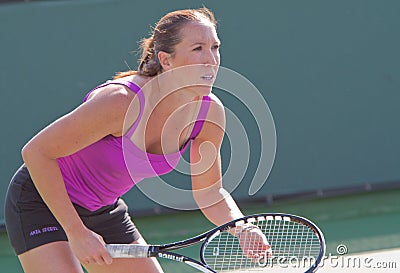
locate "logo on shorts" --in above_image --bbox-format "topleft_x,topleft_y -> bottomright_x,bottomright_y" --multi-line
29,226 -> 59,236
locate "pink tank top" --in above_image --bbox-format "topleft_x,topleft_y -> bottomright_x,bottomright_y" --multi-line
57,80 -> 211,211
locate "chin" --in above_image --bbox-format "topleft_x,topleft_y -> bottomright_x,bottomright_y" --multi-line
193,85 -> 213,97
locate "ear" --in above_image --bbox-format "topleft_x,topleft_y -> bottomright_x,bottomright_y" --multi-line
158,51 -> 172,71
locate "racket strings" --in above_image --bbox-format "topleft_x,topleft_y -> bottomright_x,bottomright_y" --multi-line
203,218 -> 321,272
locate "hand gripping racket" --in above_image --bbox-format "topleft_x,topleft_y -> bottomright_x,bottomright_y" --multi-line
106,213 -> 326,272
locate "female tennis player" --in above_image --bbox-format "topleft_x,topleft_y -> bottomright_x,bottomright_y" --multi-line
5,8 -> 269,273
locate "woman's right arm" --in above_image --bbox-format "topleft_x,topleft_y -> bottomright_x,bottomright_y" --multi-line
21,84 -> 138,265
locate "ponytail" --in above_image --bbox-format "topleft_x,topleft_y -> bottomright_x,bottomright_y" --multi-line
114,36 -> 162,79
137,36 -> 162,77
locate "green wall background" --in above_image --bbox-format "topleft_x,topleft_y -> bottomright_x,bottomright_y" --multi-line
1,0 -> 399,222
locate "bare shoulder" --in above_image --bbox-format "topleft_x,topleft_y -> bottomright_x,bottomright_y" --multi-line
194,93 -> 225,144
87,79 -> 141,115
205,92 -> 225,126
86,81 -> 136,104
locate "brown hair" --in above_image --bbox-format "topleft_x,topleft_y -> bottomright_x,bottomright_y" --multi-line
114,7 -> 217,79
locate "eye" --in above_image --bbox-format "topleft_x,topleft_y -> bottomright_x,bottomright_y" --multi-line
212,44 -> 220,50
193,46 -> 202,51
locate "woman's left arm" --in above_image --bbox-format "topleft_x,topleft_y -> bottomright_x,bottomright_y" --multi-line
190,95 -> 244,226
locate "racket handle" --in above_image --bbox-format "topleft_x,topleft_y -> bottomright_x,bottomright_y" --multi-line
106,244 -> 150,258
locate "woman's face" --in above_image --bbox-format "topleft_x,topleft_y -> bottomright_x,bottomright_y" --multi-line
172,22 -> 220,67
160,21 -> 221,96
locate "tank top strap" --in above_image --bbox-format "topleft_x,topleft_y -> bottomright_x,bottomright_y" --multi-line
83,80 -> 142,102
189,96 -> 211,140
118,81 -> 145,138
83,80 -> 145,138
83,82 -> 108,102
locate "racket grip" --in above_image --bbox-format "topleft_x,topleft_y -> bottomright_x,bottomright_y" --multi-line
106,244 -> 150,258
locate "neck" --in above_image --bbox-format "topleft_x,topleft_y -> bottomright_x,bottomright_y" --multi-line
147,73 -> 201,115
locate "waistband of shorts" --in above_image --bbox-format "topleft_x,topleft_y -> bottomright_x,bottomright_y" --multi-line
73,199 -> 121,217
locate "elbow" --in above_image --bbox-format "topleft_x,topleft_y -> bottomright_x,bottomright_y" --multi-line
21,140 -> 36,164
21,140 -> 50,165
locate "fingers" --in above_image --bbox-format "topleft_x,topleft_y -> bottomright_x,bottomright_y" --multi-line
244,245 -> 271,260
96,236 -> 113,265
81,254 -> 113,266
239,230 -> 272,263
68,228 -> 114,267
96,245 -> 113,265
92,234 -> 113,265
102,247 -> 113,265
244,245 -> 272,264
79,245 -> 113,266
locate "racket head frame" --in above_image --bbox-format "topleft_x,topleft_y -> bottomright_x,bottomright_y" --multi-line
199,213 -> 326,273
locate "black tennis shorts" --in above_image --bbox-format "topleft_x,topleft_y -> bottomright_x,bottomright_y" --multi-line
4,165 -> 141,255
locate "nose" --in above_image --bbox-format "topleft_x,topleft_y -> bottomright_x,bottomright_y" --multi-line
204,49 -> 219,66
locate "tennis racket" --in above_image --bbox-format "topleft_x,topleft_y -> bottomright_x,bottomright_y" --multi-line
106,213 -> 325,273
